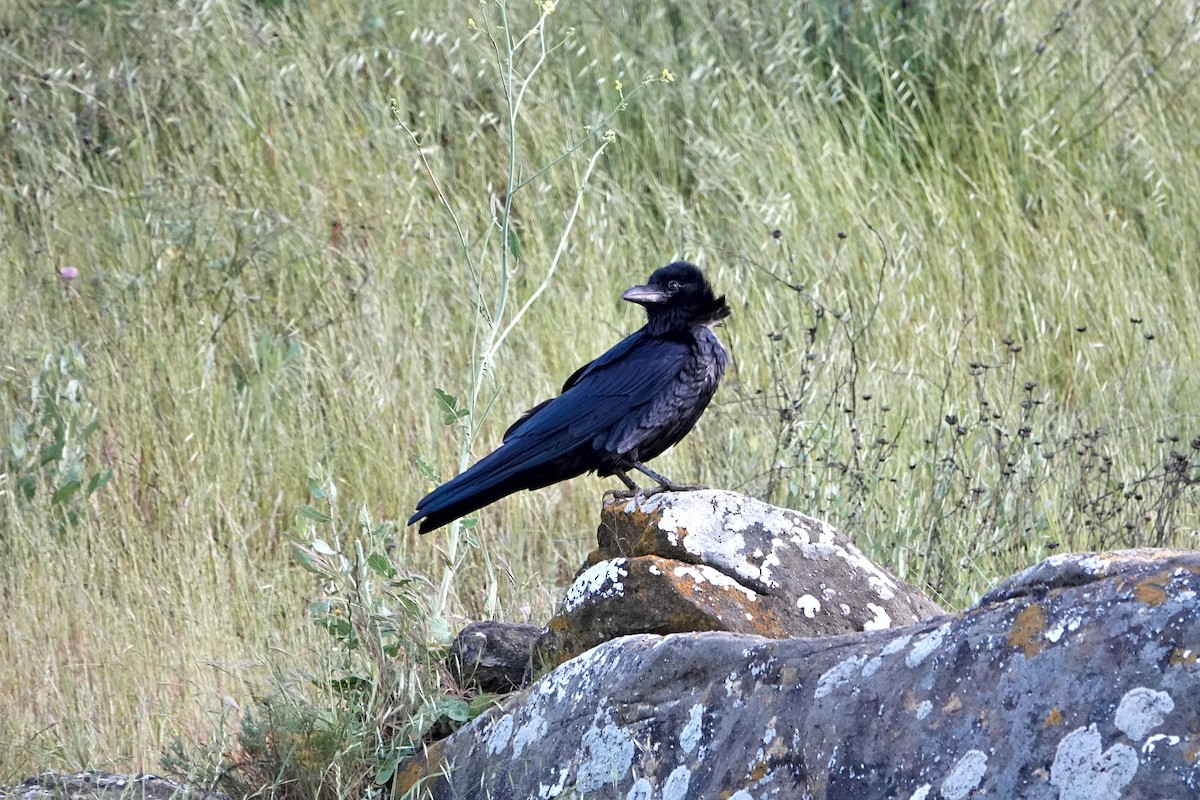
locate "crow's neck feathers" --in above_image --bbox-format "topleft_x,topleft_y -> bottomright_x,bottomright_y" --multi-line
644,290 -> 731,337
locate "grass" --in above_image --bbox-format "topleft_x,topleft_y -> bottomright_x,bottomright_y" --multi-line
1,0 -> 1198,788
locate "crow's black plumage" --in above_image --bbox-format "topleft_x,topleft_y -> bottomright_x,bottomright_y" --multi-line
408,262 -> 730,534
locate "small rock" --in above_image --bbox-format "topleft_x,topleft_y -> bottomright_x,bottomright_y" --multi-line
448,621 -> 542,693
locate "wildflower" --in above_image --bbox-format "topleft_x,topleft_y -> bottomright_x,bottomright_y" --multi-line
467,17 -> 475,28
59,267 -> 79,281
661,67 -> 675,82
541,0 -> 556,13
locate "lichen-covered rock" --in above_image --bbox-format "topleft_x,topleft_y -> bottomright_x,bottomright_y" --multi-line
397,549 -> 1200,799
0,772 -> 227,800
536,490 -> 941,668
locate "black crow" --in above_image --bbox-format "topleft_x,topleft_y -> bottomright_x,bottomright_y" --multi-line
408,261 -> 730,534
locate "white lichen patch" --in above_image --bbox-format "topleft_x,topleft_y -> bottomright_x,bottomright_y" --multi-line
511,710 -> 549,759
538,768 -> 567,799
625,777 -> 653,800
1142,733 -> 1180,754
863,602 -> 892,631
1114,687 -> 1174,741
1050,725 -> 1138,800
868,574 -> 897,601
797,594 -> 821,618
562,559 -> 630,613
907,622 -> 952,668
662,766 -> 692,800
534,635 -> 639,706
762,717 -> 777,747
673,564 -> 758,601
940,749 -> 987,799
814,654 -> 867,700
909,784 -> 931,800
916,700 -> 933,720
1045,622 -> 1066,643
680,703 -> 705,755
833,545 -> 902,598
575,714 -> 636,793
635,491 -> 803,588
862,633 -> 913,677
486,713 -> 514,756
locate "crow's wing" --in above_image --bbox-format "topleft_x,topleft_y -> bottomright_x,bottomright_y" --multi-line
503,330 -> 693,457
409,331 -> 694,531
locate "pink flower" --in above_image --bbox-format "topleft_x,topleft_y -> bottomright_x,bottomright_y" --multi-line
59,267 -> 79,281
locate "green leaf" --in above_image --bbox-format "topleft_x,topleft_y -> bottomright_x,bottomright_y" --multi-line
428,615 -> 453,646
367,553 -> 397,579
329,673 -> 371,693
307,474 -> 327,501
297,504 -> 332,523
434,388 -> 469,426
39,442 -> 63,466
507,228 -> 521,262
86,468 -> 113,495
315,615 -> 353,640
433,696 -> 471,723
414,453 -> 439,482
51,478 -> 82,506
290,546 -> 320,574
468,693 -> 504,718
374,748 -> 406,785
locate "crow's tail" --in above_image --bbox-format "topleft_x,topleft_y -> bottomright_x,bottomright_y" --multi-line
408,442 -> 587,533
407,466 -> 527,534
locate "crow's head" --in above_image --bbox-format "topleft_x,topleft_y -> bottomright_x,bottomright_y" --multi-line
623,262 -> 730,334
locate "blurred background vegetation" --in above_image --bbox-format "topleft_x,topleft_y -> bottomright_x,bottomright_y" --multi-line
1,0 -> 1198,790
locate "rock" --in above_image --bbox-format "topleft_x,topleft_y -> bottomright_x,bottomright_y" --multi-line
536,490 -> 942,668
396,548 -> 1200,799
0,772 -> 228,800
447,620 -> 541,693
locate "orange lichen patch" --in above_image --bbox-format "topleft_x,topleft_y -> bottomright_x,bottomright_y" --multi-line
594,502 -> 667,560
391,740 -> 444,795
747,759 -> 771,782
941,694 -> 963,714
1184,737 -> 1200,764
1007,603 -> 1047,658
1043,708 -> 1064,729
904,690 -> 919,712
1134,578 -> 1168,607
1169,648 -> 1199,667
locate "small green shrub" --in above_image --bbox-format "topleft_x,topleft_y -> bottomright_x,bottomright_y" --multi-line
3,343 -> 112,534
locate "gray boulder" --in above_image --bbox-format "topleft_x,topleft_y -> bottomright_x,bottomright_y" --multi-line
397,549 -> 1200,799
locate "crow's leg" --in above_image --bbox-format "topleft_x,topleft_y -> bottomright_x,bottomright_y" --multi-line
604,469 -> 644,501
631,462 -> 706,494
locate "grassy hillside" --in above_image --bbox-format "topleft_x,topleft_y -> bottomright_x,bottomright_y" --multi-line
2,0 -> 1198,783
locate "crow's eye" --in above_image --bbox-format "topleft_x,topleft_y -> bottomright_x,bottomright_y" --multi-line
667,280 -> 681,292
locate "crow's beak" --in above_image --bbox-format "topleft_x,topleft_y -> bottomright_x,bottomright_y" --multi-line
622,284 -> 667,305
